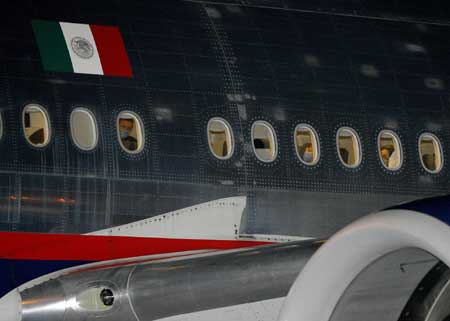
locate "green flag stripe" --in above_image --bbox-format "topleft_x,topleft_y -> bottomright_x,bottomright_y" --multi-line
32,20 -> 73,73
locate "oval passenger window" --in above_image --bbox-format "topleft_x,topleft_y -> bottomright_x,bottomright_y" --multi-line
294,124 -> 320,165
23,104 -> 51,147
117,111 -> 144,154
252,121 -> 277,162
419,133 -> 443,173
207,118 -> 234,159
336,127 -> 361,168
70,108 -> 98,151
378,130 -> 403,171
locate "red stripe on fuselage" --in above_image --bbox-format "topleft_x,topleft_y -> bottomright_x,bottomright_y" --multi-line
0,232 -> 270,261
90,25 -> 133,77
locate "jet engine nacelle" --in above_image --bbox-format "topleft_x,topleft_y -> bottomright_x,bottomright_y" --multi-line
279,208 -> 450,321
2,239 -> 319,321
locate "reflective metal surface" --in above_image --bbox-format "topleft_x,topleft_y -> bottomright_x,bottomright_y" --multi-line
330,248 -> 436,321
19,240 -> 320,321
399,262 -> 450,321
21,279 -> 66,321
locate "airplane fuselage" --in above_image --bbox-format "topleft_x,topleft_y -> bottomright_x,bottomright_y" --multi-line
1,0 -> 450,311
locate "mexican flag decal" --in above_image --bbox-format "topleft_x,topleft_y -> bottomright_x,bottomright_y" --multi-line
32,20 -> 133,77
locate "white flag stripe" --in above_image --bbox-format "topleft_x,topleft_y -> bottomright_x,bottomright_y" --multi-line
59,22 -> 103,75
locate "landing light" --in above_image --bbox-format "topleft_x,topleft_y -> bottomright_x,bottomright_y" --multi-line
76,286 -> 115,311
100,288 -> 114,307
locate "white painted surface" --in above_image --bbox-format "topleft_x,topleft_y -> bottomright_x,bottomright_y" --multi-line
89,197 -> 246,240
279,210 -> 450,321
0,290 -> 22,321
59,22 -> 103,75
157,297 -> 284,321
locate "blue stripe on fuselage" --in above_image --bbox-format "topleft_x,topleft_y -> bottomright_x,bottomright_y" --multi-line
389,195 -> 450,225
0,259 -> 91,298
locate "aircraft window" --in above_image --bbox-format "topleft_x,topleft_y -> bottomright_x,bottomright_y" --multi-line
252,121 -> 277,162
70,108 -> 98,151
419,133 -> 443,173
378,130 -> 403,171
117,111 -> 144,153
336,127 -> 361,168
294,124 -> 320,165
207,118 -> 234,159
22,104 -> 51,147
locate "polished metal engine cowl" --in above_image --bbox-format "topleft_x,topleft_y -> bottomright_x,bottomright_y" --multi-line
14,240 -> 320,321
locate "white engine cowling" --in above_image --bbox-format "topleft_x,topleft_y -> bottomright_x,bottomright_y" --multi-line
279,210 -> 450,321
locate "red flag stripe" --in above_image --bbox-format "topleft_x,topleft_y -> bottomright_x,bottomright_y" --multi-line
0,232 -> 271,261
90,25 -> 133,77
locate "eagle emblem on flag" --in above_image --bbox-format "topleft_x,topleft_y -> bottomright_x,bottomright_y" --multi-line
70,37 -> 94,59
